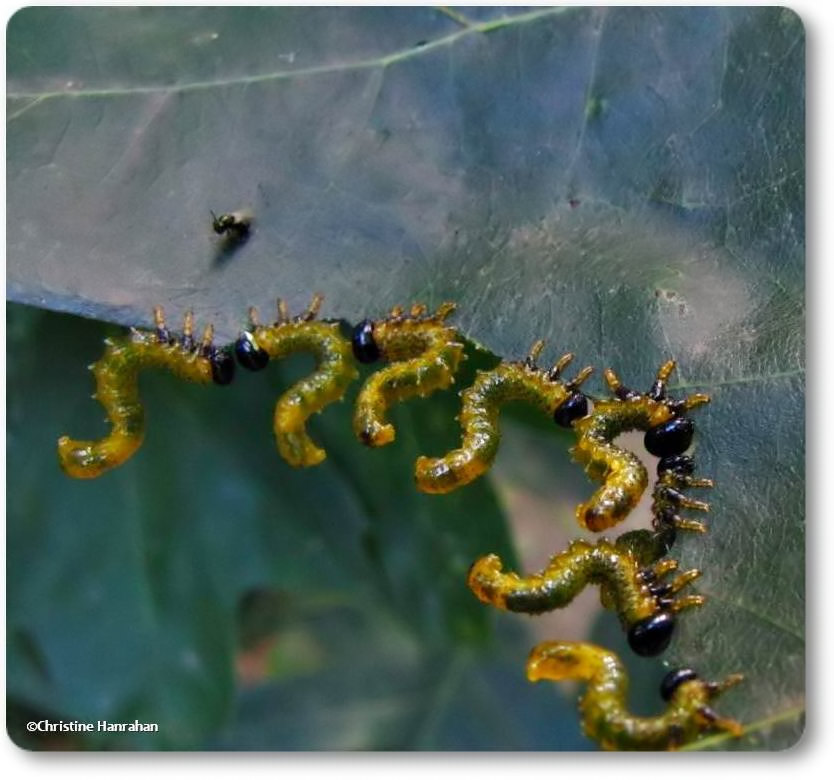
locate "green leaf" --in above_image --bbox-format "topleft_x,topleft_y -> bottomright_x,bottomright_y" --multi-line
7,6 -> 804,750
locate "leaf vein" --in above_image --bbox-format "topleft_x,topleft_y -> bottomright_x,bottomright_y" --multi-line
6,7 -> 577,106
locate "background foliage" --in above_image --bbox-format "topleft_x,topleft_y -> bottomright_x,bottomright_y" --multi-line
7,6 -> 804,749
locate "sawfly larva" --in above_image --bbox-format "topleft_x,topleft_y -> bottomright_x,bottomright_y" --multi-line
57,307 -> 234,479
527,640 -> 743,750
352,302 -> 464,446
233,293 -> 358,467
415,342 -> 592,493
467,537 -> 704,656
572,360 -> 710,532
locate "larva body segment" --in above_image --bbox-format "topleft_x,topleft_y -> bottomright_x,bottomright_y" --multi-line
58,309 -> 234,479
255,322 -> 356,466
352,302 -> 464,447
526,641 -> 743,751
571,403 -> 653,531
572,361 -> 710,532
613,527 -> 678,568
467,538 -> 705,656
415,343 -> 592,493
236,295 -> 358,467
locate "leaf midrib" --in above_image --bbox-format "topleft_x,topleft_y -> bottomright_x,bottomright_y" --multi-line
7,6 -> 578,104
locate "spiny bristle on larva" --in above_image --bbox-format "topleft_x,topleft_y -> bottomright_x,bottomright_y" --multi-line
676,519 -> 708,533
200,324 -> 214,350
656,360 -> 677,384
525,340 -> 546,365
434,301 -> 457,320
671,594 -> 706,612
153,306 -> 166,329
305,293 -> 324,320
653,559 -> 679,577
603,367 -> 623,392
569,365 -> 594,388
683,393 -> 711,411
276,298 -> 290,322
550,352 -> 575,376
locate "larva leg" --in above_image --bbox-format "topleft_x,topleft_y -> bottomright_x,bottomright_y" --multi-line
234,294 -> 358,467
526,640 -> 743,751
572,361 -> 711,532
613,453 -> 714,564
414,344 -> 592,493
652,454 -> 713,539
351,302 -> 464,447
57,308 -> 234,479
467,538 -> 703,656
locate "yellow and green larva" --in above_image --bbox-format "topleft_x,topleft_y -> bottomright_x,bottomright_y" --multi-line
57,307 -> 235,479
467,537 -> 704,656
527,640 -> 743,751
233,294 -> 358,467
572,360 -> 710,532
415,342 -> 593,494
351,302 -> 464,447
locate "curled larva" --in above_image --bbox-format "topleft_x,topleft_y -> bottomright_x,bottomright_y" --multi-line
415,342 -> 592,493
526,640 -> 743,751
351,302 -> 464,446
572,360 -> 710,532
58,307 -> 235,479
233,293 -> 358,467
467,537 -> 704,656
